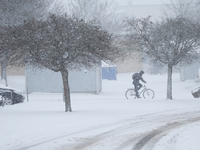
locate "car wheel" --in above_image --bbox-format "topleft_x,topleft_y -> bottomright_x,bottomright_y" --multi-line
4,97 -> 12,105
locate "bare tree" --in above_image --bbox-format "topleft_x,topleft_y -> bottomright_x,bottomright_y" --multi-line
0,14 -> 120,112
68,0 -> 114,21
66,0 -> 123,34
162,0 -> 194,18
124,16 -> 200,99
0,0 -> 54,25
0,0 -> 54,83
163,0 -> 200,24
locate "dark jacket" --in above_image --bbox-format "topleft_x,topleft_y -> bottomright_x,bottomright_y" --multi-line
132,72 -> 146,84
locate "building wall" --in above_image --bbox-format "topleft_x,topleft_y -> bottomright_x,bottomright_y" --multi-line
180,63 -> 200,81
0,65 -> 25,76
117,4 -> 168,21
26,66 -> 102,94
116,49 -> 143,73
117,57 -> 143,73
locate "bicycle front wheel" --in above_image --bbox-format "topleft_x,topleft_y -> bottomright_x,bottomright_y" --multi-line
125,89 -> 136,99
143,89 -> 155,99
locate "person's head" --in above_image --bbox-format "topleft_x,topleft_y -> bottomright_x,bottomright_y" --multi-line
140,70 -> 144,75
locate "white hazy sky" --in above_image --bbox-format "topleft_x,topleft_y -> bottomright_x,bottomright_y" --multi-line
115,0 -> 171,6
60,0 -> 172,6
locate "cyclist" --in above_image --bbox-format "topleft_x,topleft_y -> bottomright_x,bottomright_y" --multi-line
132,70 -> 147,98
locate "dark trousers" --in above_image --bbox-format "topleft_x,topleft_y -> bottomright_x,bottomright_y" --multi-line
134,82 -> 142,97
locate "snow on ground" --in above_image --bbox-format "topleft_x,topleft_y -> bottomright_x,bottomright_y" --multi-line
153,122 -> 200,150
0,73 -> 200,150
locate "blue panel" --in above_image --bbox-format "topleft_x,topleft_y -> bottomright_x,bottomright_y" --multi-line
102,67 -> 117,80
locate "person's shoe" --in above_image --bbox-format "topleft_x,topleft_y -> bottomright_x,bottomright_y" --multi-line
137,96 -> 141,99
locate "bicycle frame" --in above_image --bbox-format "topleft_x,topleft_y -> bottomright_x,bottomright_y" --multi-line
138,86 -> 147,96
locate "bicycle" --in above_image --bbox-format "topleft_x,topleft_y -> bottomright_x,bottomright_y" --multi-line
125,84 -> 155,99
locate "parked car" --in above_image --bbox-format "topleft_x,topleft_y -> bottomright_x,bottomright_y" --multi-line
0,86 -> 25,105
194,68 -> 200,83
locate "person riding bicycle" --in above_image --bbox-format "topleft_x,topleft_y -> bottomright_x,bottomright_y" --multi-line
132,70 -> 147,98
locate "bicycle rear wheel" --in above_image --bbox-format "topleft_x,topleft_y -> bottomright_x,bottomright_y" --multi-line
143,89 -> 155,99
125,89 -> 136,99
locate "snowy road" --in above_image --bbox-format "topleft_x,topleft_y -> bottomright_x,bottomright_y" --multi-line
54,110 -> 200,150
18,109 -> 200,150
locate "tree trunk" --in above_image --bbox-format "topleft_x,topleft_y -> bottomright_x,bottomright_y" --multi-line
167,64 -> 173,100
1,63 -> 3,80
1,62 -> 8,86
60,69 -> 72,112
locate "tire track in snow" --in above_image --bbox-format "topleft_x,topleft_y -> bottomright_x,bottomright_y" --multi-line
131,116 -> 200,150
64,111 -> 200,150
17,110 -> 200,150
